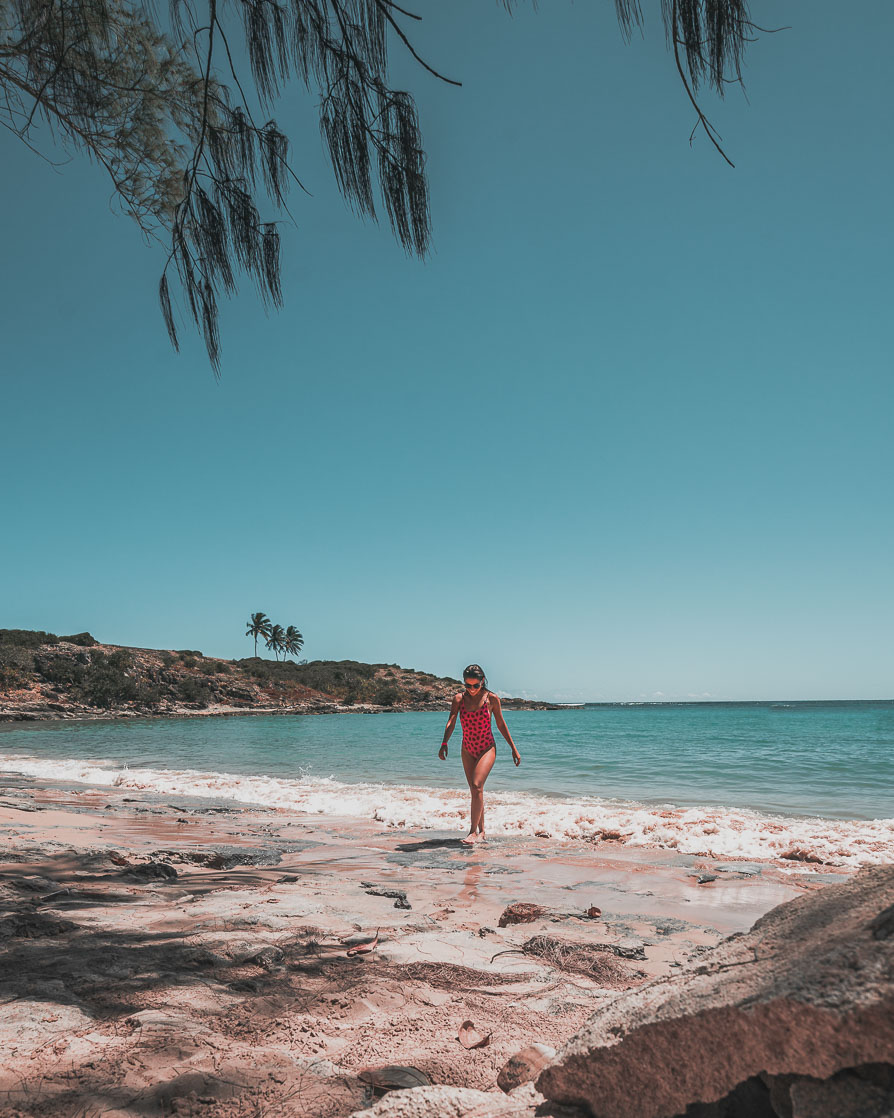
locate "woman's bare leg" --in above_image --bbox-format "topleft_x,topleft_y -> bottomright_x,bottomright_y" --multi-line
462,747 -> 496,841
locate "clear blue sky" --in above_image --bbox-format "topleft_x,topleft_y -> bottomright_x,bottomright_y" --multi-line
2,1 -> 891,702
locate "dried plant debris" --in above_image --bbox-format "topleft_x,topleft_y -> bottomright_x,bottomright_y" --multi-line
498,902 -> 548,927
520,935 -> 647,982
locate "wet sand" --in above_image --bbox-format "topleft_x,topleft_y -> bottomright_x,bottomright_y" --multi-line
0,773 -> 848,1117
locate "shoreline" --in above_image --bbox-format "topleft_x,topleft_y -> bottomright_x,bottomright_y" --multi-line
0,770 -> 825,1116
0,700 -> 574,724
1,744 -> 891,868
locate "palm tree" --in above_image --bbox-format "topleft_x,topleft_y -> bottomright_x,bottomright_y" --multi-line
284,625 -> 304,661
266,624 -> 285,661
245,612 -> 272,658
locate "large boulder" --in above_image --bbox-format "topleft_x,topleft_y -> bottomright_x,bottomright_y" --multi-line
537,865 -> 894,1118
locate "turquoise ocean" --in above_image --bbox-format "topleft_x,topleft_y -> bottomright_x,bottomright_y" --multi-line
2,701 -> 893,866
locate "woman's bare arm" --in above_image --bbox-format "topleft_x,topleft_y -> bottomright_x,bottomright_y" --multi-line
439,694 -> 462,759
490,694 -> 521,766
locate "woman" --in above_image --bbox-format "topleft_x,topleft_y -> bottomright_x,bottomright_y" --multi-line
439,664 -> 521,843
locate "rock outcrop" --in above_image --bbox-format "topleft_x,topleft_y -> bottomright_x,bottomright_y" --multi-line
537,864 -> 894,1118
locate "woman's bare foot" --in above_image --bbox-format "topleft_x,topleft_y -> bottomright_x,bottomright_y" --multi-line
461,832 -> 480,844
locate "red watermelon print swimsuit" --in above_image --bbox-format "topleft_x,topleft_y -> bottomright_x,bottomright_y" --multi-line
460,693 -> 496,759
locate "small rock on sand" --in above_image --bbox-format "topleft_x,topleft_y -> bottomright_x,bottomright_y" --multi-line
497,1044 -> 557,1093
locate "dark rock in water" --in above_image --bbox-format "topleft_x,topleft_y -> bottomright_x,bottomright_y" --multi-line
278,874 -> 299,883
203,846 -> 283,870
498,902 -> 548,927
713,862 -> 763,876
151,845 -> 282,870
122,860 -> 178,881
0,799 -> 43,812
537,865 -> 894,1118
362,882 -> 411,909
690,872 -> 719,884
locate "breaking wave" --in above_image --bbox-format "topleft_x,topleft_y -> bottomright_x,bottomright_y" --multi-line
2,752 -> 892,867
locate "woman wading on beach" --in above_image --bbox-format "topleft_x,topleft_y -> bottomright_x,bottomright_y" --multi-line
439,664 -> 521,844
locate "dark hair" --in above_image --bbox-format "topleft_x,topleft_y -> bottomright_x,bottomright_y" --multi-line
462,663 -> 488,691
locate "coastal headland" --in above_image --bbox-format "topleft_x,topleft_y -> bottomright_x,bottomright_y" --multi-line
0,630 -> 562,722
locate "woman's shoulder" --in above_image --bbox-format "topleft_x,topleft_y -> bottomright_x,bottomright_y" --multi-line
452,691 -> 464,705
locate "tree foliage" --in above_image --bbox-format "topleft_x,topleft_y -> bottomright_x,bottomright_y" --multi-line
1,0 -> 774,368
283,624 -> 304,659
245,612 -> 302,660
245,611 -> 272,656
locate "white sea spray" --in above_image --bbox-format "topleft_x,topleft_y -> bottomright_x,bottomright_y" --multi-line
1,752 -> 892,867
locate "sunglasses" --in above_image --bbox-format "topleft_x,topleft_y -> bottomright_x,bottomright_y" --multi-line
464,680 -> 482,690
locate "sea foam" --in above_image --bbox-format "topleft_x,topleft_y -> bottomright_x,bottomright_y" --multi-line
2,752 -> 892,867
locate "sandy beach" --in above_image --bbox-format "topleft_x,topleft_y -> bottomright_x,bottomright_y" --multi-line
0,771 -> 846,1118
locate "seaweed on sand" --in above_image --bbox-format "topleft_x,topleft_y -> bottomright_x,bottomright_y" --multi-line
513,935 -> 646,984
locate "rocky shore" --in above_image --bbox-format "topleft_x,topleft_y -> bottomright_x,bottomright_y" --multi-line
0,630 -> 564,722
3,771 -> 886,1118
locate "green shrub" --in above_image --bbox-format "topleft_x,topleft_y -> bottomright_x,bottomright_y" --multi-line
78,651 -> 142,708
265,660 -> 376,698
0,629 -> 58,648
35,654 -> 87,689
0,644 -> 37,677
374,685 -> 400,707
176,650 -> 204,658
180,656 -> 199,670
0,663 -> 26,689
59,632 -> 97,647
159,652 -> 176,667
177,676 -> 212,706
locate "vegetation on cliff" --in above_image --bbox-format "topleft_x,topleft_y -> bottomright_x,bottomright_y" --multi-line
0,629 -> 552,719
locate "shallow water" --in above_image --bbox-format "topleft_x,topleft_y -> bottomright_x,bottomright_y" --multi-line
2,701 -> 893,865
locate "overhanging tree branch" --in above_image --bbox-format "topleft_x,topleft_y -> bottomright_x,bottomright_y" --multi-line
1,0 -> 781,370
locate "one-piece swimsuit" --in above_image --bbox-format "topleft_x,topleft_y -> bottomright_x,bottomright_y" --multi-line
460,693 -> 496,759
